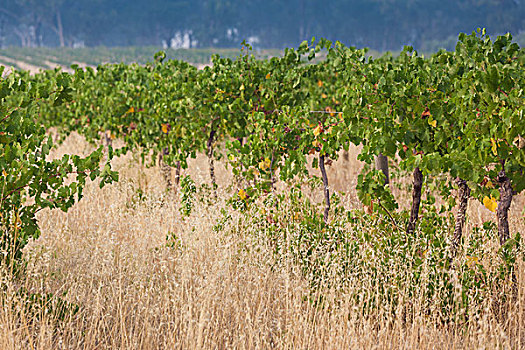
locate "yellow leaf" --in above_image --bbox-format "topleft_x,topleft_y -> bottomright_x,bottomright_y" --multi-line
265,73 -> 271,79
313,125 -> 323,137
317,80 -> 323,87
485,180 -> 494,189
127,107 -> 135,114
321,93 -> 328,99
2,170 -> 6,177
466,256 -> 479,268
490,138 -> 498,156
238,189 -> 247,200
312,140 -> 321,148
228,154 -> 236,161
259,158 -> 271,170
428,119 -> 437,127
483,196 -> 497,213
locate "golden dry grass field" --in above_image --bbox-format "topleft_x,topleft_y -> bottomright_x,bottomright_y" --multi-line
1,133 -> 524,349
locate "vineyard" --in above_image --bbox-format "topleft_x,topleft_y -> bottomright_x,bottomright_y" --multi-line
1,29 -> 525,348
0,46 -> 284,73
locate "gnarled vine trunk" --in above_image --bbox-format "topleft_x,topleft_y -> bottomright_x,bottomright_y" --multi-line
207,126 -> 217,192
406,167 -> 423,235
343,150 -> 349,162
159,147 -> 172,191
270,151 -> 276,192
451,178 -> 470,257
174,161 -> 181,187
319,155 -> 330,223
103,130 -> 112,148
497,170 -> 513,246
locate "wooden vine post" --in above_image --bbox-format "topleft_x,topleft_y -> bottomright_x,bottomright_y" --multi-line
374,153 -> 389,185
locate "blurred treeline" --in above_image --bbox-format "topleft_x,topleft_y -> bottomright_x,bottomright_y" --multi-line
1,0 -> 524,51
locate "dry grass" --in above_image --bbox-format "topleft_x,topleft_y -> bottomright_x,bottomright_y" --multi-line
0,133 -> 524,349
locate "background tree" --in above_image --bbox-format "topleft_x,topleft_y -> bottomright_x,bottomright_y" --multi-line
0,0 -> 524,49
